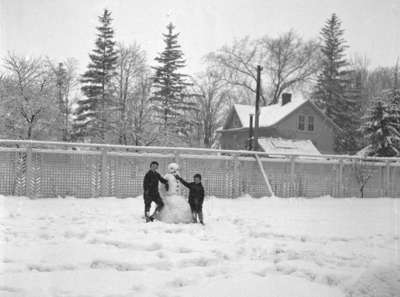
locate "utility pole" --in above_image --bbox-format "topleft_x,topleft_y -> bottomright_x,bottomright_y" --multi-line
254,65 -> 262,150
248,113 -> 254,150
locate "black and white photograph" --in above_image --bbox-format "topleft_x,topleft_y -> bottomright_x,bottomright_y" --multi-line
0,0 -> 399,296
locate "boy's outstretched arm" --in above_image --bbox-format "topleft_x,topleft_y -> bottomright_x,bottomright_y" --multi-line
175,175 -> 191,188
157,172 -> 168,184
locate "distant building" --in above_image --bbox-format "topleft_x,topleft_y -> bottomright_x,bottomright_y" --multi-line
217,93 -> 340,154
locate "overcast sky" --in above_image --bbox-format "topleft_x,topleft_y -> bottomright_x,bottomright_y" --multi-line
1,0 -> 399,75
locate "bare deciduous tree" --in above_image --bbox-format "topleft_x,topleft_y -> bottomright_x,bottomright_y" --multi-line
260,31 -> 320,104
192,68 -> 231,147
0,54 -> 55,139
207,32 -> 320,105
111,43 -> 158,146
112,43 -> 147,144
206,37 -> 265,104
352,159 -> 376,198
130,72 -> 159,146
47,58 -> 79,141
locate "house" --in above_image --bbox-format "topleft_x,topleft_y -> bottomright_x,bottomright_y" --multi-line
217,93 -> 340,154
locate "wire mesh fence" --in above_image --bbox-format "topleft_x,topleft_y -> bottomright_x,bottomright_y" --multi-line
0,140 -> 399,198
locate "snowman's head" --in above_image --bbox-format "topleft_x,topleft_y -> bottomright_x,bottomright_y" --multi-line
168,163 -> 179,174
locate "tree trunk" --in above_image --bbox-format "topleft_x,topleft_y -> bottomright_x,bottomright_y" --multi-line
27,124 -> 32,139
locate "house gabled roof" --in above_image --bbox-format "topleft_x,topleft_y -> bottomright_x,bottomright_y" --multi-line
233,99 -> 306,128
222,98 -> 341,131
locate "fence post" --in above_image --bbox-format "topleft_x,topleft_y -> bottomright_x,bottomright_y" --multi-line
101,148 -> 108,197
385,160 -> 391,197
26,144 -> 33,198
338,159 -> 344,197
290,156 -> 296,196
233,154 -> 240,198
174,150 -> 180,164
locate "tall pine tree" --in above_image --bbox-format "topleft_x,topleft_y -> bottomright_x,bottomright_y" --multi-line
313,13 -> 361,153
336,70 -> 363,153
73,9 -> 118,142
151,23 -> 196,145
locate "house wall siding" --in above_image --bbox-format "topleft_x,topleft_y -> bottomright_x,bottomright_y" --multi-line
220,127 -> 277,150
274,103 -> 336,154
220,130 -> 249,150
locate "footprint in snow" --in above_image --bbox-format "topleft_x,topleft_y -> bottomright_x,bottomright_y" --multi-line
145,242 -> 163,251
167,277 -> 194,288
330,237 -> 350,242
157,251 -> 168,259
252,267 -> 271,277
131,284 -> 145,292
90,259 -> 144,271
39,233 -> 54,240
2,258 -> 13,263
211,249 -> 231,260
179,256 -> 218,268
275,263 -> 297,275
165,228 -> 184,234
206,267 -> 230,278
176,247 -> 193,254
0,286 -> 22,293
27,264 -> 77,272
148,260 -> 173,271
64,230 -> 87,239
95,229 -> 110,234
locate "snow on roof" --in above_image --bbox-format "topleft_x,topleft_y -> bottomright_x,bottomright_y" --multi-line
356,145 -> 373,157
258,137 -> 321,156
234,99 -> 307,128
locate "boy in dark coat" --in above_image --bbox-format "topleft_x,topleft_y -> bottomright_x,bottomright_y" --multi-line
143,161 -> 168,222
175,173 -> 205,224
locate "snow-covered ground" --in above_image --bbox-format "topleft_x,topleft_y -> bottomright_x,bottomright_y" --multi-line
0,195 -> 399,297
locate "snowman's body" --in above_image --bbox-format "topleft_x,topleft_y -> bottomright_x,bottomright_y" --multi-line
155,164 -> 192,224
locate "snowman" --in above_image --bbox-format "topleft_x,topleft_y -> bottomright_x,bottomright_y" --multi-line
162,163 -> 181,196
156,163 -> 192,224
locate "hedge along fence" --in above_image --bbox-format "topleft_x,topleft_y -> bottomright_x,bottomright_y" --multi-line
0,139 -> 399,198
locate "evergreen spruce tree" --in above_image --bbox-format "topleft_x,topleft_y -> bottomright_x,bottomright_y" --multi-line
336,70 -> 363,153
73,9 -> 118,142
387,75 -> 400,150
313,13 -> 361,153
394,60 -> 399,90
151,23 -> 196,144
361,97 -> 400,157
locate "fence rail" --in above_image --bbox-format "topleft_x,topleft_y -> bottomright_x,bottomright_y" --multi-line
0,139 -> 399,198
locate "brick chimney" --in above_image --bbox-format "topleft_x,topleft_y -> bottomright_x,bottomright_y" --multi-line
281,93 -> 292,105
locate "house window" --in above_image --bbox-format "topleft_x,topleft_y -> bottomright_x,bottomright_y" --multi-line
298,115 -> 305,130
308,116 -> 314,131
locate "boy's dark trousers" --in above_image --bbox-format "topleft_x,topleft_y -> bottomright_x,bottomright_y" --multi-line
143,170 -> 168,221
143,191 -> 164,220
189,199 -> 204,224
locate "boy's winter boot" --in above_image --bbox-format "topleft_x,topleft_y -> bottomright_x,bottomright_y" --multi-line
192,212 -> 198,223
198,211 -> 204,225
145,211 -> 153,223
